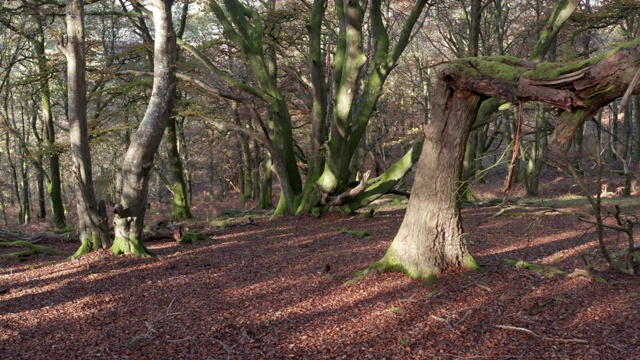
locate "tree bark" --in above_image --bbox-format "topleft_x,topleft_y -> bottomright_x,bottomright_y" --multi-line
112,0 -> 176,256
383,40 -> 640,279
166,116 -> 193,220
376,76 -> 480,280
65,0 -> 111,257
316,0 -> 429,198
34,19 -> 66,229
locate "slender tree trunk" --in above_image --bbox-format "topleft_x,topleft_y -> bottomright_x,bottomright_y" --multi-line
524,105 -> 548,196
296,0 -> 328,214
232,101 -> 252,202
5,134 -> 23,222
20,158 -> 30,224
65,0 -> 111,257
252,139 -> 261,201
376,77 -> 480,280
34,20 -> 66,229
35,155 -> 46,219
258,149 -> 273,209
112,0 -> 176,256
30,110 -> 47,220
166,116 -> 192,220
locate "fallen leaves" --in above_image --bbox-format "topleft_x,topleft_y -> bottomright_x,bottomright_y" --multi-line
1,191 -> 639,359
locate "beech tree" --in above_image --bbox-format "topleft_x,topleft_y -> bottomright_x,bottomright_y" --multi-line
377,40 -> 640,279
111,0 -> 177,256
63,0 -> 110,257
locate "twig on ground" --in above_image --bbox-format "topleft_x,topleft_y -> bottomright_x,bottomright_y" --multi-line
494,324 -> 588,344
133,297 -> 185,341
430,315 -> 461,335
494,325 -> 536,336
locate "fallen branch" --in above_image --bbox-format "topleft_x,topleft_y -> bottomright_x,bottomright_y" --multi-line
133,297 -> 185,342
0,241 -> 65,259
323,170 -> 371,206
494,324 -> 588,344
0,229 -> 73,244
494,324 -> 536,336
430,315 -> 461,335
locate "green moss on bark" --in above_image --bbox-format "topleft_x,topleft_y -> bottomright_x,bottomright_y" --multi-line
110,236 -> 150,256
178,231 -> 206,244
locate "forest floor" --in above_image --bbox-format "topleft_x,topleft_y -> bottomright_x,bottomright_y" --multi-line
2,172 -> 640,359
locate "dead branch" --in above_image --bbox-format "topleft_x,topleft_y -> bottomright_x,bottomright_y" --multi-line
134,297 -> 185,342
323,170 -> 371,206
495,324 -> 588,344
430,315 -> 461,335
494,324 -> 536,336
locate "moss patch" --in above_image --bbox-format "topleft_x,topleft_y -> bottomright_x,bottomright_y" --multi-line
333,227 -> 372,240
110,236 -> 150,257
503,259 -> 565,276
179,231 -> 207,244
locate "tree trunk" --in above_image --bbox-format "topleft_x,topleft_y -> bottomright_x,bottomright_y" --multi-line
112,0 -> 176,256
166,116 -> 193,220
311,0 -> 429,208
524,105 -> 548,196
65,0 -> 111,257
5,134 -> 23,222
20,158 -> 30,224
34,19 -> 66,229
382,41 -> 640,279
258,148 -> 273,209
376,77 -> 480,280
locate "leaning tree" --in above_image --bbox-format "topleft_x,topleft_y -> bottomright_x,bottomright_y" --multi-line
377,39 -> 640,279
111,0 -> 177,256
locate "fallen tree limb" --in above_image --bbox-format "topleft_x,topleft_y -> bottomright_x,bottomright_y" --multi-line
0,241 -> 66,259
0,229 -> 73,244
323,170 -> 371,207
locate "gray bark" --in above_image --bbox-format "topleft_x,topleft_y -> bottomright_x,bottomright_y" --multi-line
65,0 -> 110,257
112,0 -> 176,256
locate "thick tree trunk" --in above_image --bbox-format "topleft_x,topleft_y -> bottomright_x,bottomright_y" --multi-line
377,79 -> 480,280
65,0 -> 111,257
382,40 -> 640,279
112,0 -> 176,256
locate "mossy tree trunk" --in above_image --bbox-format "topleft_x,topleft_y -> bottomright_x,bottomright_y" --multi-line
166,115 -> 193,221
166,4 -> 193,221
339,140 -> 423,214
112,0 -> 176,256
314,0 -> 430,201
524,105 -> 549,196
34,19 -> 66,229
382,41 -> 640,279
377,77 -> 480,280
205,0 -> 302,216
64,0 -> 111,258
